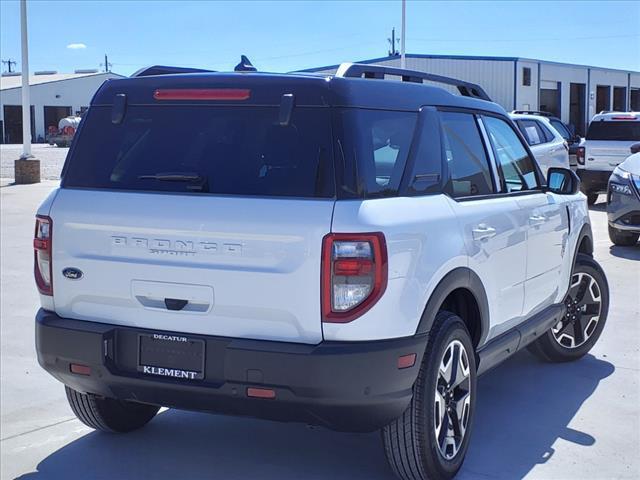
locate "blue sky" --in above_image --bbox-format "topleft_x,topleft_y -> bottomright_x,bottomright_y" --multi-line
1,1 -> 639,76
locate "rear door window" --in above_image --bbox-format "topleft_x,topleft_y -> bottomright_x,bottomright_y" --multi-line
63,105 -> 335,198
549,119 -> 571,140
586,121 -> 640,140
440,111 -> 494,197
483,116 -> 539,192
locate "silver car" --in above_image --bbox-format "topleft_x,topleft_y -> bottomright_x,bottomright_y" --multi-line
607,143 -> 640,246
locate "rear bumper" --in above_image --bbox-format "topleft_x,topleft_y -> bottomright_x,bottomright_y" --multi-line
577,169 -> 612,194
35,309 -> 427,432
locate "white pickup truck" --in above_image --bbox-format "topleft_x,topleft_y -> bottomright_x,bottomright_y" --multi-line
577,111 -> 640,204
34,62 -> 609,480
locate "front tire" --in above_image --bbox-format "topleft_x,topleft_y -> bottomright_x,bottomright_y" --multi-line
382,311 -> 477,480
66,386 -> 159,433
608,225 -> 639,246
528,254 -> 609,363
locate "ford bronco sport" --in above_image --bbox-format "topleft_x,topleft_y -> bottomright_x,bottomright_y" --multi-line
34,61 -> 609,480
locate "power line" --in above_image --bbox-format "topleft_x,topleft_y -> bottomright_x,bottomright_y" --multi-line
408,33 -> 640,44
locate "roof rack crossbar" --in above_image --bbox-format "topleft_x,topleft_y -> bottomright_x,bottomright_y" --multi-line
131,65 -> 216,78
335,63 -> 491,101
512,110 -> 554,117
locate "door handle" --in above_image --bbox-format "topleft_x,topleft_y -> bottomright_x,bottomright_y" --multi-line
472,225 -> 497,241
529,214 -> 547,225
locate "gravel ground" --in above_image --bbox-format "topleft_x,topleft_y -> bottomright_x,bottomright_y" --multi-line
0,144 -> 68,181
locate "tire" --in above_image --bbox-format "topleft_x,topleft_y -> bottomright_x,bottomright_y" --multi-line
586,193 -> 598,205
608,225 -> 639,246
528,253 -> 609,363
65,386 -> 159,433
382,311 -> 477,480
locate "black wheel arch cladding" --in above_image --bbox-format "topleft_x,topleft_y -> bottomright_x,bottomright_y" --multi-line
415,267 -> 490,347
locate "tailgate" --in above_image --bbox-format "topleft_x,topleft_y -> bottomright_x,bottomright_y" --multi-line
585,141 -> 633,169
51,189 -> 333,344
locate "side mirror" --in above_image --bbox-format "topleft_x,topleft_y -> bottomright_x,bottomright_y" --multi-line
546,167 -> 580,195
630,143 -> 640,154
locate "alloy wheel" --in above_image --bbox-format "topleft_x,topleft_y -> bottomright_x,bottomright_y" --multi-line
552,272 -> 602,349
434,339 -> 472,460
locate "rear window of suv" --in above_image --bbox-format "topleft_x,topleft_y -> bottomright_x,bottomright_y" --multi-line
63,105 -> 335,198
586,121 -> 640,141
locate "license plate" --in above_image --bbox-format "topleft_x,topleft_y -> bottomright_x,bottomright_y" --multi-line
138,333 -> 205,380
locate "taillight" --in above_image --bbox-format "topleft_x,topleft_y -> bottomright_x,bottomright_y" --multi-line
153,89 -> 251,101
34,215 -> 53,295
321,233 -> 387,323
577,146 -> 585,165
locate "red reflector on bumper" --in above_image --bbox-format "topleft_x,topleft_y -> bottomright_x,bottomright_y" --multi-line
397,353 -> 417,369
70,363 -> 91,376
247,387 -> 276,399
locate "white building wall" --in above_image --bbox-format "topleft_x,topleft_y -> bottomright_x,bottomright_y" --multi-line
631,73 -> 640,89
515,60 -> 539,111
588,69 -> 630,118
0,73 -> 119,141
309,57 -> 516,112
538,63 -> 588,125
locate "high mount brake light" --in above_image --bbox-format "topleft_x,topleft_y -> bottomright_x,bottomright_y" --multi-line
153,89 -> 251,101
34,215 -> 53,296
321,233 -> 387,323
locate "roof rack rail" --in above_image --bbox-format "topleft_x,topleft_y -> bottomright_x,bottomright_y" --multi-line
512,110 -> 554,117
335,63 -> 491,101
131,65 -> 216,78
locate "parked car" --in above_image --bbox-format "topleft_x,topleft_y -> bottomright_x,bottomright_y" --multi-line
509,112 -> 570,178
512,110 -> 582,167
577,111 -> 640,205
34,61 -> 609,480
607,143 -> 640,245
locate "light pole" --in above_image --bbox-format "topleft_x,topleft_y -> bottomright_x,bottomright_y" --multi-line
14,0 -> 40,183
20,0 -> 31,158
400,0 -> 406,68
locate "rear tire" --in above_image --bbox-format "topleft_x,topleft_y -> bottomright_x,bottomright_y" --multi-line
65,386 -> 159,433
382,311 -> 477,480
586,193 -> 598,205
608,225 -> 639,246
528,254 -> 609,363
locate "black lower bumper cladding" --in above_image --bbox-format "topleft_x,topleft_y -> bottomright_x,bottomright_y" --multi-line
35,309 -> 427,432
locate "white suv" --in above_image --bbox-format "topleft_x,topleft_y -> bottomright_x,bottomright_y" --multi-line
578,111 -> 640,204
34,62 -> 609,480
510,112 -> 570,179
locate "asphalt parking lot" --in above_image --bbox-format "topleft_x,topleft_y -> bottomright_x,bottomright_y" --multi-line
1,146 -> 639,480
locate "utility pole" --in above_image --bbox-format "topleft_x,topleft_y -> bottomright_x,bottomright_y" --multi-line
388,28 -> 399,56
401,0 -> 406,68
101,53 -> 112,72
1,59 -> 17,72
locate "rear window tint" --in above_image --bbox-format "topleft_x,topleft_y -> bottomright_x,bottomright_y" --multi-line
63,106 -> 335,198
586,121 -> 640,141
335,109 -> 417,198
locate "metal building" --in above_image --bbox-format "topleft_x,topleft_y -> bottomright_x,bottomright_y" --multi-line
0,70 -> 122,144
301,54 -> 640,135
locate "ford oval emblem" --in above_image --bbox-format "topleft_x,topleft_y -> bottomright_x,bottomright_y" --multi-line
62,268 -> 83,280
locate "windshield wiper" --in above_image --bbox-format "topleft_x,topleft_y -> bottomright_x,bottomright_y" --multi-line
138,172 -> 203,182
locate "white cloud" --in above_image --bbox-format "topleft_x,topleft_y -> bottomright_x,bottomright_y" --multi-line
67,43 -> 87,50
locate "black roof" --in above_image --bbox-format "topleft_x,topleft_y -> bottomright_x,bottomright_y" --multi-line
91,70 -> 506,115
